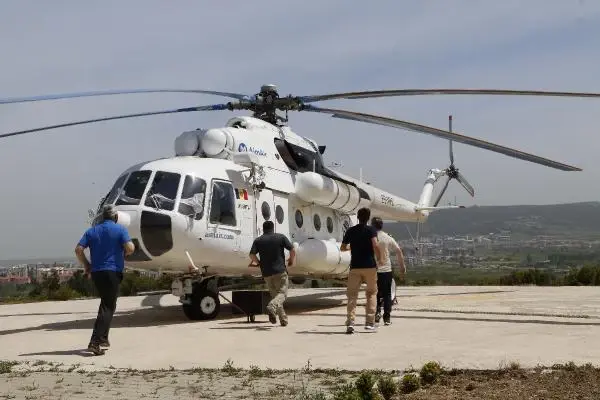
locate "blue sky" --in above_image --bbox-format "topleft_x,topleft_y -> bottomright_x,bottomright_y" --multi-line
1,0 -> 599,259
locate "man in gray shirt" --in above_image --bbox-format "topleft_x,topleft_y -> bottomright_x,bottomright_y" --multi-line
249,220 -> 296,326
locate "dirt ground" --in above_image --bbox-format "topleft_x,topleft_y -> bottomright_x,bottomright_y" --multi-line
1,360 -> 600,399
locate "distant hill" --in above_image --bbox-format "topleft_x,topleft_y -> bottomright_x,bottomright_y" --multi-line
385,201 -> 600,240
1,202 -> 599,265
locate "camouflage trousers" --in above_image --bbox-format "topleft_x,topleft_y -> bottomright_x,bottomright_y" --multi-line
264,271 -> 289,324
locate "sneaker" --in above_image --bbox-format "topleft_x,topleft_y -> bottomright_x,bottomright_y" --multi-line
346,325 -> 355,334
384,320 -> 391,326
364,324 -> 376,331
280,319 -> 288,327
87,343 -> 105,356
266,309 -> 277,324
375,313 -> 381,323
99,339 -> 110,348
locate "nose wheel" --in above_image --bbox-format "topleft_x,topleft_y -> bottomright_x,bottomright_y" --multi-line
182,285 -> 220,321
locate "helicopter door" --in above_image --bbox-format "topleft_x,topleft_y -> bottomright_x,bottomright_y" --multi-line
273,192 -> 290,238
206,179 -> 241,251
255,188 -> 274,236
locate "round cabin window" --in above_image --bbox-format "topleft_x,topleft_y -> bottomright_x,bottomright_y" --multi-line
313,214 -> 321,231
326,216 -> 334,233
261,201 -> 271,220
275,205 -> 284,224
295,209 -> 303,228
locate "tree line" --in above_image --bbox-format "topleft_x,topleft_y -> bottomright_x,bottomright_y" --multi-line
3,261 -> 600,303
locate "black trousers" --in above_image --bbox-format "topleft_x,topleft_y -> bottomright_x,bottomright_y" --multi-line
90,270 -> 122,344
376,271 -> 393,320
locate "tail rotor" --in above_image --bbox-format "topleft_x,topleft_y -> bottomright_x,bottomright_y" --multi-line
433,115 -> 475,207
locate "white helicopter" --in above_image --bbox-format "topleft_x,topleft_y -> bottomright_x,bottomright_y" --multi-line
1,84 -> 595,321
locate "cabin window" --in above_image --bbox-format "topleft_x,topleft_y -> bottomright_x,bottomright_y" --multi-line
261,201 -> 271,220
326,216 -> 334,233
178,175 -> 207,220
295,209 -> 303,228
116,170 -> 152,206
144,171 -> 181,211
209,180 -> 237,226
313,214 -> 321,231
275,205 -> 284,224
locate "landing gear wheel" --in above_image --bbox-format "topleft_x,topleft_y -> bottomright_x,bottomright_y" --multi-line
183,288 -> 220,321
391,279 -> 398,305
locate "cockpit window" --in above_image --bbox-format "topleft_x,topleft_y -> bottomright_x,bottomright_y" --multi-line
144,171 -> 181,211
178,175 -> 206,220
116,170 -> 152,206
103,174 -> 128,206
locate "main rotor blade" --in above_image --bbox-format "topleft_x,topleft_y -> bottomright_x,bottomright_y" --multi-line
301,105 -> 581,171
299,88 -> 600,103
0,103 -> 228,139
0,89 -> 249,105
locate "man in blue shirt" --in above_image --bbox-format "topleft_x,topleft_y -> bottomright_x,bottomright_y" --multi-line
75,205 -> 135,355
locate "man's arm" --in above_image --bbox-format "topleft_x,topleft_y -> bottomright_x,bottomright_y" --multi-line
248,240 -> 260,266
370,227 -> 381,264
120,227 -> 135,256
340,230 -> 350,252
371,236 -> 381,264
74,231 -> 91,275
393,240 -> 406,274
282,235 -> 295,266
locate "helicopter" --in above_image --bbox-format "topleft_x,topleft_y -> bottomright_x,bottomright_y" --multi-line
1,83 -> 596,321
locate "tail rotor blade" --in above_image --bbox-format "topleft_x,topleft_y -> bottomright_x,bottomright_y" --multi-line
0,103 -> 229,139
456,172 -> 475,197
448,115 -> 454,165
433,176 -> 451,207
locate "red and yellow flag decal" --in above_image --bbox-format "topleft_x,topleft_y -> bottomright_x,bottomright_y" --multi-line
235,188 -> 248,200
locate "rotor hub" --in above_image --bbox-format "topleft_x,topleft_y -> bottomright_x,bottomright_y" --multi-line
446,164 -> 459,179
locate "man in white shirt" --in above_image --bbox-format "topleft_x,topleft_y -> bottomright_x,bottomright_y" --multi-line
371,217 -> 405,325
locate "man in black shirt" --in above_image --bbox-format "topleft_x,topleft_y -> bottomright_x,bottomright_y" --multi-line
341,207 -> 381,333
249,220 -> 296,326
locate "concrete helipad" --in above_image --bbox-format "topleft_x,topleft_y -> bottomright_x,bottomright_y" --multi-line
2,286 -> 600,371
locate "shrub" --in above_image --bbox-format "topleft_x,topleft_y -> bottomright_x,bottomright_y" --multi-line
420,361 -> 442,385
355,370 -> 377,399
48,286 -> 81,301
400,373 -> 420,394
377,375 -> 398,400
331,383 -> 362,400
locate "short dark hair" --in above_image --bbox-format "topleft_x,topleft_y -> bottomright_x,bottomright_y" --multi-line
263,220 -> 274,233
371,216 -> 383,230
357,207 -> 370,224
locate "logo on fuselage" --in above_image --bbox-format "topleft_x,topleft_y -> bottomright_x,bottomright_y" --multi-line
205,232 -> 235,240
238,142 -> 266,156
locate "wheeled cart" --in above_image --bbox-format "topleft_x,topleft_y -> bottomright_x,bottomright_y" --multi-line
231,289 -> 271,322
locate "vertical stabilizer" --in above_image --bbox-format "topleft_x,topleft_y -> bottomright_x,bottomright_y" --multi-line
418,168 -> 444,208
